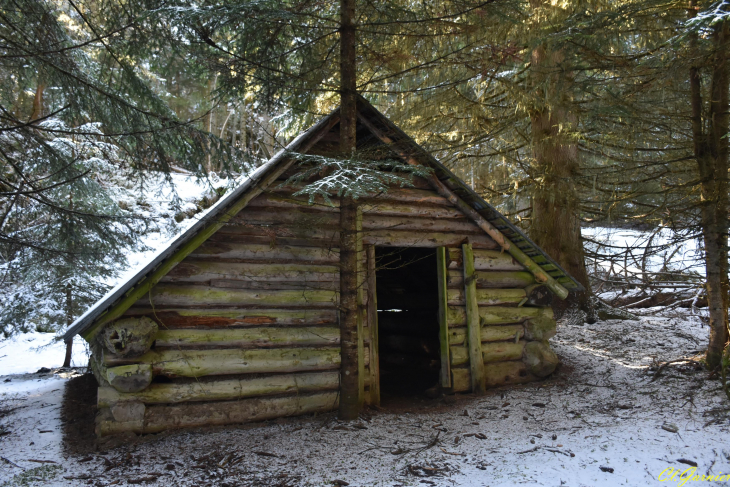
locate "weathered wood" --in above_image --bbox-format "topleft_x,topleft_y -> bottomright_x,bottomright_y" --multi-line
105,364 -> 153,393
215,227 -> 497,249
523,316 -> 557,341
450,361 -> 535,392
155,327 -> 339,348
446,305 -> 553,326
448,324 -> 524,345
97,391 -> 339,436
104,348 -> 343,377
436,247 -> 451,388
450,367 -> 471,392
137,285 -> 338,308
100,317 -> 157,358
366,245 -> 380,406
268,186 -> 454,207
450,340 -> 526,366
356,112 -> 570,299
484,361 -> 534,387
362,202 -> 465,219
208,280 -> 338,291
98,371 -> 340,407
446,270 -> 535,289
124,308 -> 337,327
81,115 -> 340,342
233,207 -> 339,227
462,243 -> 486,394
524,284 -> 553,307
190,242 -> 339,263
446,288 -> 526,306
237,201 -> 466,224
162,261 -> 339,283
216,222 -> 339,241
362,229 -> 498,249
363,215 -> 483,234
447,249 -> 524,271
523,341 -> 559,377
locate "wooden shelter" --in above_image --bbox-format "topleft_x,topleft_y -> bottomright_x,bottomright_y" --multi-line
64,97 -> 582,436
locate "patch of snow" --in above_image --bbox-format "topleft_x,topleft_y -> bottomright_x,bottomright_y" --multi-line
1,311 -> 728,486
0,333 -> 88,374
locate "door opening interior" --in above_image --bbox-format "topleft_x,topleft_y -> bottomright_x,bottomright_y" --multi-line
375,247 -> 441,403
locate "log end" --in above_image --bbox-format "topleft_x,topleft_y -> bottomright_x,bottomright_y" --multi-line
524,284 -> 553,307
106,364 -> 153,393
522,341 -> 559,378
524,316 -> 557,341
101,317 -> 158,358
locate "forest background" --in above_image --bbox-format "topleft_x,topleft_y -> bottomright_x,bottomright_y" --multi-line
0,0 -> 728,378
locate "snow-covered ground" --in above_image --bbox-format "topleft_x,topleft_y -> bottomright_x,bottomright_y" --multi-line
0,310 -> 728,486
0,333 -> 88,374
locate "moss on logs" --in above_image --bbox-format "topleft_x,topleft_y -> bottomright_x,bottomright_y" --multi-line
446,306 -> 553,327
446,288 -> 526,306
97,391 -> 339,436
103,348 -> 342,377
154,327 -> 339,348
448,324 -> 524,345
446,249 -> 524,271
98,371 -> 340,407
523,341 -> 559,378
450,361 -> 535,392
450,340 -> 526,366
137,285 -> 338,308
446,270 -> 535,289
105,364 -> 153,393
123,308 -> 337,327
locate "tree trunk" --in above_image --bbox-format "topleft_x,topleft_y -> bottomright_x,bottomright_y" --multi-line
338,0 -> 361,420
29,83 -> 45,122
63,284 -> 73,367
690,11 -> 730,369
528,28 -> 593,322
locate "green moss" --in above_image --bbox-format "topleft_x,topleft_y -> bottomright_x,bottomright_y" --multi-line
1,465 -> 62,487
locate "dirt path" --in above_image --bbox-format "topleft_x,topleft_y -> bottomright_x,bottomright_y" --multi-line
1,311 -> 728,486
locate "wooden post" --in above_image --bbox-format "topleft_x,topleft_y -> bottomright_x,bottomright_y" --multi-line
436,247 -> 451,388
339,201 -> 362,419
366,245 -> 380,405
462,243 -> 486,394
338,0 -> 361,420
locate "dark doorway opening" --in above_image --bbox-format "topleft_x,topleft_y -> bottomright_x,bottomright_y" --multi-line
375,247 -> 440,405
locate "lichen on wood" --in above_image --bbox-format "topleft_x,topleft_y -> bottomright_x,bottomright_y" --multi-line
105,364 -> 153,393
100,317 -> 157,358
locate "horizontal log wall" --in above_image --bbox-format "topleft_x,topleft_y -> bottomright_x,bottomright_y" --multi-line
445,249 -> 556,392
102,184 -> 494,434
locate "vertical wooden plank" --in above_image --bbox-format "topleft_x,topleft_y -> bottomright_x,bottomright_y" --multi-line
366,245 -> 380,405
436,247 -> 451,388
339,200 -> 362,419
356,207 -> 365,408
463,242 -> 486,394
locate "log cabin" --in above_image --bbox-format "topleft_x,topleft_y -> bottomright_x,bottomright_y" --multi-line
64,96 -> 582,436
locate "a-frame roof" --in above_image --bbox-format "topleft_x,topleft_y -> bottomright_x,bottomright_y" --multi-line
64,96 -> 581,342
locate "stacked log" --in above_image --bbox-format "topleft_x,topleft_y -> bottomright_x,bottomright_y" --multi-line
444,249 -> 559,392
93,182 -> 496,435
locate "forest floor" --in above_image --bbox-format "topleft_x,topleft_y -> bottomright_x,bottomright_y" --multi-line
0,309 -> 729,487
